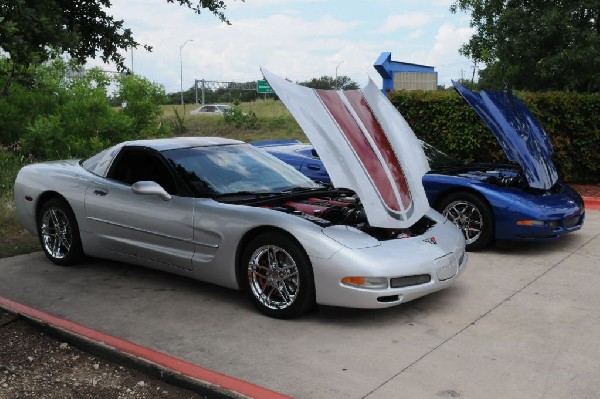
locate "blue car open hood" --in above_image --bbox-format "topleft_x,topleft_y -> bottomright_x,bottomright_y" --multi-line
452,81 -> 558,190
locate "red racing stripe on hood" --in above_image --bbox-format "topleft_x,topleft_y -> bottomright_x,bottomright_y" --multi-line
344,89 -> 412,210
316,89 -> 411,212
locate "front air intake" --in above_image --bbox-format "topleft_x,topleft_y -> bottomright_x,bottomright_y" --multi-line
390,274 -> 431,288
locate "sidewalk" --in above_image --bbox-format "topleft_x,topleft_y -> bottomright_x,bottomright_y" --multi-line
1,208 -> 599,398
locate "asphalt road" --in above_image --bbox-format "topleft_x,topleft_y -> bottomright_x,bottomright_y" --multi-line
1,212 -> 599,399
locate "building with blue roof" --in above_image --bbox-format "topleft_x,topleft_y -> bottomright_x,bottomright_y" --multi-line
374,52 -> 438,93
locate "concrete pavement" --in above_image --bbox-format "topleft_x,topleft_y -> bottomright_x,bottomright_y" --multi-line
1,212 -> 599,398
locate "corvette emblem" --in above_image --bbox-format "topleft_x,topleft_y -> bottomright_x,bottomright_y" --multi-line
423,236 -> 437,245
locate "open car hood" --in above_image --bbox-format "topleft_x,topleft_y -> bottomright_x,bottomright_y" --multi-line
452,81 -> 558,190
262,68 -> 430,228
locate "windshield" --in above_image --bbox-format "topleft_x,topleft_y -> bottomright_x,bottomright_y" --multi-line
420,141 -> 462,169
163,143 -> 320,196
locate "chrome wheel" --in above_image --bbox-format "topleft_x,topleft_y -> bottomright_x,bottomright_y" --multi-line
247,245 -> 300,310
38,198 -> 83,265
442,200 -> 483,245
40,207 -> 72,260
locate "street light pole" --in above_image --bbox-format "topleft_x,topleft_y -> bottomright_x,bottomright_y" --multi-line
180,39 -> 193,106
335,60 -> 344,90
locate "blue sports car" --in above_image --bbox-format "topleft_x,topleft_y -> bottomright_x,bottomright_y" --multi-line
254,82 -> 584,251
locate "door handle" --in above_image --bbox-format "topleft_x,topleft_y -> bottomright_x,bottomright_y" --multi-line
93,188 -> 108,196
306,164 -> 321,171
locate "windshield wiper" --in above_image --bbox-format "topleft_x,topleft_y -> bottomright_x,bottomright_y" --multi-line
213,191 -> 280,200
280,186 -> 326,194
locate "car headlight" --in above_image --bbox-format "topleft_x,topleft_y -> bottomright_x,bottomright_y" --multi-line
341,276 -> 388,289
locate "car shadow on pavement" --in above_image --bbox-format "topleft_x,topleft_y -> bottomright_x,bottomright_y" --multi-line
491,233 -> 583,255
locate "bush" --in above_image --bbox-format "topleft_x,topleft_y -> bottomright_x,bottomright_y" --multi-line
0,59 -> 66,145
21,115 -> 66,159
389,90 -> 600,182
115,74 -> 170,137
224,106 -> 260,129
1,60 -> 172,160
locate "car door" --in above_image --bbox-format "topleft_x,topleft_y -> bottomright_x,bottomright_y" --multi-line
84,146 -> 195,270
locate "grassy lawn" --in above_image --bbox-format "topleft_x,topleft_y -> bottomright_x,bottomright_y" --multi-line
1,152 -> 40,258
0,99 -> 305,259
161,99 -> 307,142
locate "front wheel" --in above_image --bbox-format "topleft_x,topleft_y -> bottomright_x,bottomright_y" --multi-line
37,198 -> 84,265
240,232 -> 315,318
438,192 -> 494,251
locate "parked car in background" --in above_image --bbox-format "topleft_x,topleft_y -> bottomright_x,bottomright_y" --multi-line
254,81 -> 584,251
14,71 -> 468,318
189,104 -> 231,115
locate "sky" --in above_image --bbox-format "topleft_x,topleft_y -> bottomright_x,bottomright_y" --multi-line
91,0 -> 476,94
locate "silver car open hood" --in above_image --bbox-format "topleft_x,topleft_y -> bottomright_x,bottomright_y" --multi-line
262,68 -> 430,229
452,81 -> 558,190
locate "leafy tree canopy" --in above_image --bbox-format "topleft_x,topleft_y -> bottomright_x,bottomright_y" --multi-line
0,0 -> 232,94
451,0 -> 600,92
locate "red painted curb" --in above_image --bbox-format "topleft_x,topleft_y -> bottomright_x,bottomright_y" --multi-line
0,296 -> 292,399
584,197 -> 600,211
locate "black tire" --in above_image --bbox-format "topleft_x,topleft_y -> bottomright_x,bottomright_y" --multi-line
438,191 -> 494,251
240,232 -> 315,319
37,198 -> 84,266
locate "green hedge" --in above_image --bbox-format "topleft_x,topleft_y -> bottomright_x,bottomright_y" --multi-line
389,90 -> 600,183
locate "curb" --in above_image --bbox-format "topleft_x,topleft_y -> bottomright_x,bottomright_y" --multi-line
584,197 -> 600,211
0,295 -> 292,399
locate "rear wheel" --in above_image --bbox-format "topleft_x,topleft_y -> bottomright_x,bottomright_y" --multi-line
38,198 -> 84,265
241,232 -> 315,318
438,192 -> 494,251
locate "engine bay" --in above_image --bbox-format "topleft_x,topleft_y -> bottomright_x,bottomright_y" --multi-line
450,164 -> 566,195
218,187 -> 436,241
457,168 -> 527,188
267,193 -> 436,241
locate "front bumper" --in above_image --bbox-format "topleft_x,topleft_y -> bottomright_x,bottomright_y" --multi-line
497,210 -> 585,242
311,232 -> 467,309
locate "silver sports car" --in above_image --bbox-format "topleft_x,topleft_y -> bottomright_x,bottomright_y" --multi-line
14,72 -> 467,318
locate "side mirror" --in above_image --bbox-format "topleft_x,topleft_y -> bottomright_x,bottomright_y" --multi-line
131,181 -> 172,201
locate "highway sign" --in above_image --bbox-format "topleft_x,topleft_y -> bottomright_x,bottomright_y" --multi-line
256,80 -> 274,94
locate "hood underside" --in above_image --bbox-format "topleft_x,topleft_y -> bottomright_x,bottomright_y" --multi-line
452,81 -> 558,190
262,68 -> 430,228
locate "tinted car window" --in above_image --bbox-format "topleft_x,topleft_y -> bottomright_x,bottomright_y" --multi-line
81,144 -> 123,177
108,148 -> 177,194
420,141 -> 462,169
163,144 -> 320,196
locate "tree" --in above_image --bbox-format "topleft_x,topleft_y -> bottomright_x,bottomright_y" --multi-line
0,0 -> 232,95
451,0 -> 600,92
298,75 -> 359,90
0,59 -> 169,155
116,74 -> 168,135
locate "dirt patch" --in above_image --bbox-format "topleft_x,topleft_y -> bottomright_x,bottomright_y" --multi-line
0,309 -> 208,399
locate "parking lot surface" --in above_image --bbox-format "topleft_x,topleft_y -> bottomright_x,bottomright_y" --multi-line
1,212 -> 599,399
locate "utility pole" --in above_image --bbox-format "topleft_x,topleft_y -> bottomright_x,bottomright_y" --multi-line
179,39 -> 193,106
335,61 -> 344,90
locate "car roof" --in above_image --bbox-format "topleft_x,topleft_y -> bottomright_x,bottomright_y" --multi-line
81,137 -> 245,177
123,137 -> 243,151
